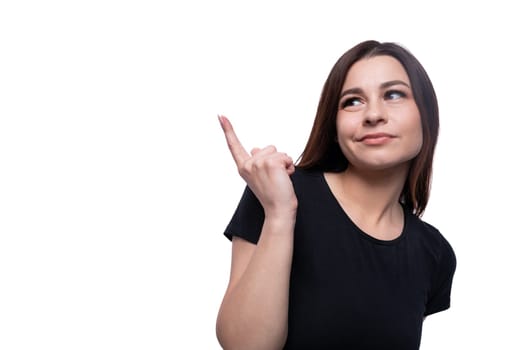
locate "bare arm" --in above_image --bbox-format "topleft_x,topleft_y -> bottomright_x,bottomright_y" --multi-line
217,219 -> 295,349
216,116 -> 297,350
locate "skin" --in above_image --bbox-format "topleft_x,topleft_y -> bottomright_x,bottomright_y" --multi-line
326,55 -> 423,240
336,55 -> 422,172
216,116 -> 296,350
216,55 -> 423,349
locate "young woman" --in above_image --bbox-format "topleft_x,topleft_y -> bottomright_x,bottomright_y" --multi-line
216,40 -> 456,350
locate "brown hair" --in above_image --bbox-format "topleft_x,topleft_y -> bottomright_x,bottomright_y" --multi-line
297,40 -> 439,217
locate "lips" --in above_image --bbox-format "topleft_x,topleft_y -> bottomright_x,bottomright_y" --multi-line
358,133 -> 395,142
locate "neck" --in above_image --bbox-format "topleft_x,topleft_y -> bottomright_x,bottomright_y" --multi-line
337,163 -> 409,225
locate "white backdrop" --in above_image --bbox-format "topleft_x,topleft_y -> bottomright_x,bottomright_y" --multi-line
1,1 -> 524,349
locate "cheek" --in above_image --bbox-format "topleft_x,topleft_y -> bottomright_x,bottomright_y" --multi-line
335,113 -> 359,140
409,115 -> 424,154
414,133 -> 423,156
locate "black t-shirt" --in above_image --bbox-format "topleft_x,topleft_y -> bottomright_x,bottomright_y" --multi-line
224,169 -> 456,350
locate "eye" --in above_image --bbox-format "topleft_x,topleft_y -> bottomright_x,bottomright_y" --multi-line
341,97 -> 362,109
384,90 -> 406,100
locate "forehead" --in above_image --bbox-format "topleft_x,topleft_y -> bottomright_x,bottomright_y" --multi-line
342,55 -> 409,88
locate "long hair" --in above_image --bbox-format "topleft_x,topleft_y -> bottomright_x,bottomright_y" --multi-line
297,40 -> 439,217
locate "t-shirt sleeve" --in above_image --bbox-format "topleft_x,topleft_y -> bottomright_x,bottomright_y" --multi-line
223,185 -> 265,244
425,236 -> 457,316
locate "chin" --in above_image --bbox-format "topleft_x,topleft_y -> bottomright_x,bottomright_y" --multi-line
350,157 -> 413,172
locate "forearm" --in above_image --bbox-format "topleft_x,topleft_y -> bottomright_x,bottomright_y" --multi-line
217,217 -> 295,350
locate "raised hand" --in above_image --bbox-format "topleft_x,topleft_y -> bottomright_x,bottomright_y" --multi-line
218,115 -> 298,218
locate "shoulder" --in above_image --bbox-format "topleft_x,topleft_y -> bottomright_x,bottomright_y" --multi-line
407,213 -> 456,263
409,213 -> 449,245
290,167 -> 324,193
290,167 -> 322,182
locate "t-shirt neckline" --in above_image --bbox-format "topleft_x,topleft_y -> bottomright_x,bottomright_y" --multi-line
318,171 -> 408,246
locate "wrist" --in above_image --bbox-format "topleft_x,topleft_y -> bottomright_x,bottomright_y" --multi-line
264,209 -> 297,227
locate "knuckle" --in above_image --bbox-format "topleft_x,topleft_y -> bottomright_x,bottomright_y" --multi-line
253,158 -> 265,169
238,165 -> 249,178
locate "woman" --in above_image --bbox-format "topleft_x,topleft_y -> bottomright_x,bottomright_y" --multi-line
216,40 -> 456,350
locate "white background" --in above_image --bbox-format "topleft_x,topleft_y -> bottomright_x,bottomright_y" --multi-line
1,1 -> 524,349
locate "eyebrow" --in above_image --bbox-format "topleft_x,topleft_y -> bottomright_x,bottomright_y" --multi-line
339,80 -> 411,99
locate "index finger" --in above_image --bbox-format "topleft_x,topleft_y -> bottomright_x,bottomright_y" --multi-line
218,115 -> 250,166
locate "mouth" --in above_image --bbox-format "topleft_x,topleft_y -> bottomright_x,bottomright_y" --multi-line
358,133 -> 395,141
358,133 -> 395,145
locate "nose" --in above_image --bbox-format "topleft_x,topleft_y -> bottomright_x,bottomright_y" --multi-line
363,98 -> 387,126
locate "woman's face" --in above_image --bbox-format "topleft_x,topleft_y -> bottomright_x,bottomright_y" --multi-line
336,55 -> 423,172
